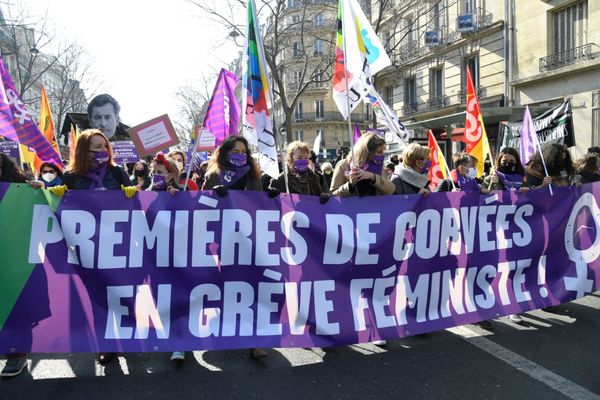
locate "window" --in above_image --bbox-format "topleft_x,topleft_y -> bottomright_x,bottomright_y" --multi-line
314,69 -> 324,87
462,55 -> 479,89
406,15 -> 416,43
432,1 -> 443,31
314,40 -> 324,56
404,77 -> 417,107
430,67 -> 444,99
294,102 -> 304,120
314,13 -> 324,27
293,70 -> 302,83
291,15 -> 301,24
295,130 -> 304,141
386,86 -> 394,106
288,0 -> 297,8
552,1 -> 587,55
293,42 -> 303,57
461,0 -> 476,14
593,91 -> 600,146
315,100 -> 324,119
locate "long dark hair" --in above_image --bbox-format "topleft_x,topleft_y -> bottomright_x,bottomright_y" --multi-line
206,135 -> 260,180
529,143 -> 574,177
574,154 -> 599,175
496,147 -> 525,175
0,153 -> 27,183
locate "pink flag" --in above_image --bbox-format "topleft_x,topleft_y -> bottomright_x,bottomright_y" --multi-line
0,57 -> 62,168
197,68 -> 240,150
353,123 -> 361,144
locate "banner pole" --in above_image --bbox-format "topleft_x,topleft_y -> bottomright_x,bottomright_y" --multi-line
341,0 -> 355,165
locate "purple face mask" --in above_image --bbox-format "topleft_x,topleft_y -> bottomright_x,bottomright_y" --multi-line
293,159 -> 309,173
91,150 -> 109,166
152,174 -> 167,189
228,153 -> 247,168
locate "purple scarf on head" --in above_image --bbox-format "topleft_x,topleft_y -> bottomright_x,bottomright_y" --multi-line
457,174 -> 480,192
219,165 -> 251,187
85,166 -> 108,190
496,171 -> 524,190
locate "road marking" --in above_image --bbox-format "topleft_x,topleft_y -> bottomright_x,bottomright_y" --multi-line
448,325 -> 600,400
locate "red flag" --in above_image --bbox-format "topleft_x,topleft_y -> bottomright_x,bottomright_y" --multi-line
428,130 -> 448,189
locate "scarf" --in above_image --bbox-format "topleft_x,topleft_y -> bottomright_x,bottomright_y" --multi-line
496,171 -> 524,190
457,174 -> 480,192
85,165 -> 108,190
394,164 -> 429,189
219,165 -> 251,187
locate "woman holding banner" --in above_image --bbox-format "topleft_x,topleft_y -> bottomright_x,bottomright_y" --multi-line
167,150 -> 199,190
525,143 -> 573,188
201,135 -> 267,358
330,132 -> 395,197
54,129 -> 137,365
481,148 -> 530,194
268,141 -> 324,199
390,143 -> 431,195
329,132 -> 394,345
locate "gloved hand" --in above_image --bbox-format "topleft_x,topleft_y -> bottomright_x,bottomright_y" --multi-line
319,193 -> 332,204
120,184 -> 139,199
267,187 -> 280,198
48,184 -> 67,197
213,185 -> 229,197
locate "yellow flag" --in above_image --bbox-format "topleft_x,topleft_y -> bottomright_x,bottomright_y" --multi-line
39,86 -> 59,156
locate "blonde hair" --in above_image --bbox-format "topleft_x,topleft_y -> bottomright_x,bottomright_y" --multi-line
347,132 -> 386,166
401,143 -> 430,168
286,141 -> 311,167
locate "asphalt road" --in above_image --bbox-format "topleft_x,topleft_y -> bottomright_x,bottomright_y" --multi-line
1,293 -> 599,400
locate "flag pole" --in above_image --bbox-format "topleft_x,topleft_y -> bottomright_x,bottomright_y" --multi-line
535,143 -> 553,196
270,111 -> 290,194
183,136 -> 195,192
340,0 -> 356,165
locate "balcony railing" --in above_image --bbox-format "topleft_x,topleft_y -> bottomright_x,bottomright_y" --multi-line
427,95 -> 449,109
292,112 -> 372,123
287,81 -> 329,92
539,43 -> 599,73
402,103 -> 418,115
457,85 -> 486,102
456,7 -> 494,34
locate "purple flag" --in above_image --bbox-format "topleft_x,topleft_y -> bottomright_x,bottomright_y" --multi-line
198,68 -> 240,150
353,123 -> 361,144
519,105 -> 538,166
0,57 -> 63,168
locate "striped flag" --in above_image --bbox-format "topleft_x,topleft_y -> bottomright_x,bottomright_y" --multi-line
0,57 -> 62,169
428,130 -> 448,189
464,66 -> 492,177
242,0 -> 278,178
332,0 -> 391,118
197,68 -> 240,151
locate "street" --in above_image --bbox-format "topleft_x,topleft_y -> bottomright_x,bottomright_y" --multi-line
1,293 -> 599,400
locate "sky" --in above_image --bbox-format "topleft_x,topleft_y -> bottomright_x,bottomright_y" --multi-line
10,0 -> 241,128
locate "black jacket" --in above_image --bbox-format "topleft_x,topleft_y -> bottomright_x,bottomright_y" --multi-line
62,165 -> 132,190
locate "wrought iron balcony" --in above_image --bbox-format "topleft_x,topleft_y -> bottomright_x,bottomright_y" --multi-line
292,112 -> 371,123
402,103 -> 419,115
457,85 -> 486,102
427,95 -> 449,110
539,43 -> 599,73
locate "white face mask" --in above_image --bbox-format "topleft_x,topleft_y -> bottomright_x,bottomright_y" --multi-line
175,161 -> 184,172
466,167 -> 477,179
42,172 -> 57,182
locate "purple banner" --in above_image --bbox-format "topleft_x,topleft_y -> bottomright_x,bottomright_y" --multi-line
112,140 -> 140,164
1,183 -> 599,353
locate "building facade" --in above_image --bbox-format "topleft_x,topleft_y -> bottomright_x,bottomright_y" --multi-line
372,0 -> 600,158
510,0 -> 599,156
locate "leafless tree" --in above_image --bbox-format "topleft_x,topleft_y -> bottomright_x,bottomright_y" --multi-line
189,0 -> 337,143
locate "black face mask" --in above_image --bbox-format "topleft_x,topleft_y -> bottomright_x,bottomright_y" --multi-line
499,162 -> 516,174
135,169 -> 146,177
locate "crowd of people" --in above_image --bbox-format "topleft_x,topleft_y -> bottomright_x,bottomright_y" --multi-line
1,128 -> 599,378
